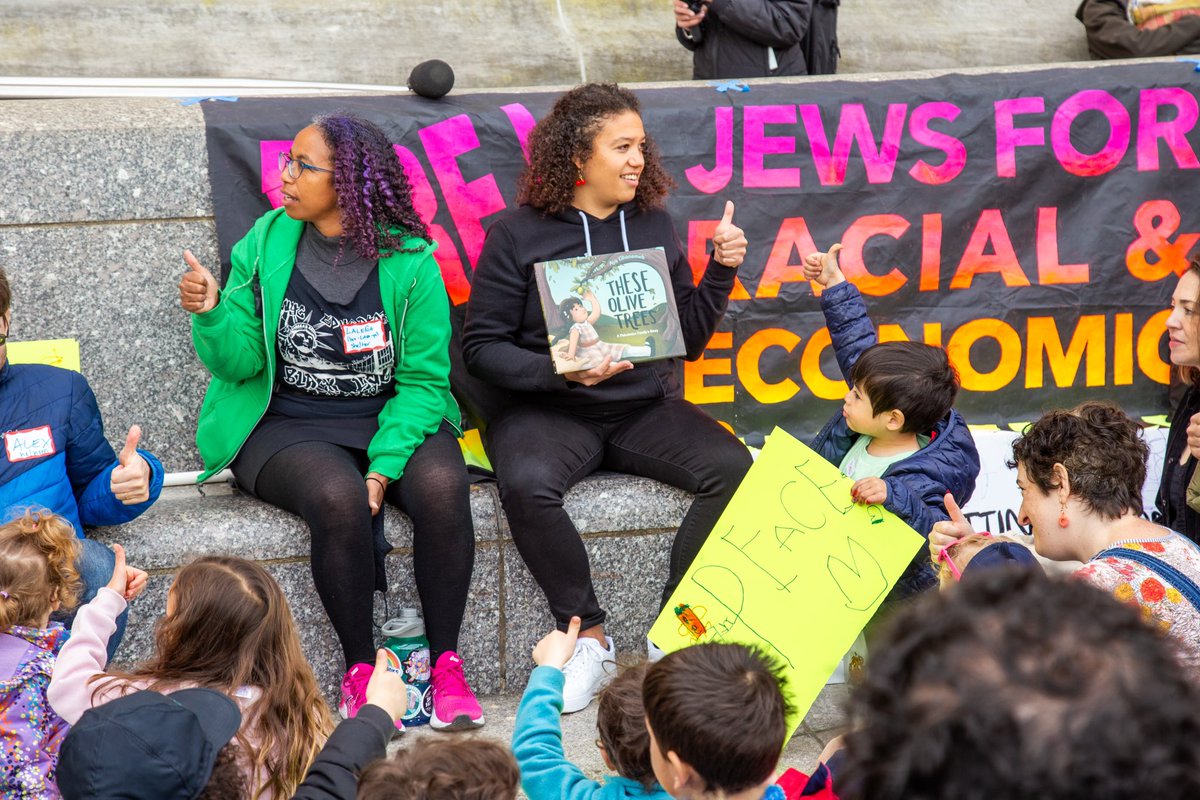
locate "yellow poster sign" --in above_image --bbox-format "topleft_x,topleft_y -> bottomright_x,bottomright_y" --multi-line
648,427 -> 924,736
7,339 -> 81,372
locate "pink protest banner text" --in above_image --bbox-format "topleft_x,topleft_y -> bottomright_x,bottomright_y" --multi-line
200,62 -> 1199,442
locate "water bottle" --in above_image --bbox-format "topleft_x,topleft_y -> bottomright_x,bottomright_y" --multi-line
382,608 -> 432,726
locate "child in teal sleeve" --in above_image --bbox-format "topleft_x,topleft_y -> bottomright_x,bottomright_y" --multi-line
513,616 -> 668,800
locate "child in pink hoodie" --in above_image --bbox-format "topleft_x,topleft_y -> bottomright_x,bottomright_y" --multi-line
0,510 -> 145,799
47,554 -> 331,799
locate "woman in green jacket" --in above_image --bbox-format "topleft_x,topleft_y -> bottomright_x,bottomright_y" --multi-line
178,114 -> 483,731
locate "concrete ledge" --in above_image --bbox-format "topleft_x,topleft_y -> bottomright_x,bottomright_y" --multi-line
94,473 -> 693,702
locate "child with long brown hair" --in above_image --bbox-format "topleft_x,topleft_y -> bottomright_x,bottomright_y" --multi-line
0,509 -> 142,798
48,554 -> 332,799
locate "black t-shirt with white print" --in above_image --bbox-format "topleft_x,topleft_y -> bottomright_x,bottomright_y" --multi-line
268,227 -> 394,419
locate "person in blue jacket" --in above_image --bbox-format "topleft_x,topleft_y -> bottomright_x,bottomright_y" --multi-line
514,616 -> 667,800
802,245 -> 980,601
0,266 -> 163,657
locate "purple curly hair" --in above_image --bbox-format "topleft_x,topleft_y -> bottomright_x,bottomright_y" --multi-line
312,114 -> 431,260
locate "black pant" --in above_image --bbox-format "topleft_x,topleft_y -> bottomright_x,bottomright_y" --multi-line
486,399 -> 752,631
246,429 -> 475,669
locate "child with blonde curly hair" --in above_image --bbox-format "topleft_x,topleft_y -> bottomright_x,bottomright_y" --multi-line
0,509 -> 144,798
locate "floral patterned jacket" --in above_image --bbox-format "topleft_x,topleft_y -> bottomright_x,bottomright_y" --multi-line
1075,531 -> 1200,667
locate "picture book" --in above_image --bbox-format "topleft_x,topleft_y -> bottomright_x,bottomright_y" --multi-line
532,247 -> 685,374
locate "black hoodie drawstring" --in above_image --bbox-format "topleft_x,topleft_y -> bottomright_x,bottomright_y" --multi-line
576,208 -> 632,257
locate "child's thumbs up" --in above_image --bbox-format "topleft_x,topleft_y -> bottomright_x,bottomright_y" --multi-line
364,648 -> 409,723
105,543 -> 129,597
104,544 -> 149,603
803,243 -> 845,288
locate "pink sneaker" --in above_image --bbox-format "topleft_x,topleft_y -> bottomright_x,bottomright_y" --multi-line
340,662 -> 405,732
339,662 -> 372,719
430,651 -> 484,731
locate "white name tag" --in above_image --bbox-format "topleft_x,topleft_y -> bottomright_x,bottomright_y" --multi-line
342,319 -> 387,354
5,426 -> 56,462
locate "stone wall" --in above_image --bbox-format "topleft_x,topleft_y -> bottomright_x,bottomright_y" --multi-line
1,0 -> 1089,90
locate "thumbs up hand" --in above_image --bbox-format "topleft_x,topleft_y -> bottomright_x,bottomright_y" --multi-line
712,201 -> 747,269
803,243 -> 846,288
928,492 -> 978,564
104,544 -> 149,603
110,425 -> 151,505
179,249 -> 219,314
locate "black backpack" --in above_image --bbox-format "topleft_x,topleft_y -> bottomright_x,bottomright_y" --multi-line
802,0 -> 840,75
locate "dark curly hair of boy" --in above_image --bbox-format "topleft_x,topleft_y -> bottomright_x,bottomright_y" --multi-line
597,661 -> 656,788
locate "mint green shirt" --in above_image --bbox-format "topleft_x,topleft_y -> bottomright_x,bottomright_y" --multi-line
839,434 -> 930,479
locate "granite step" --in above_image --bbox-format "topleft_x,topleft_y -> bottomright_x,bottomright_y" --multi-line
93,472 -> 694,700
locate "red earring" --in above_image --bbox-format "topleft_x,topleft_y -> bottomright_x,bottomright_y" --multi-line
575,169 -> 586,187
1058,503 -> 1069,528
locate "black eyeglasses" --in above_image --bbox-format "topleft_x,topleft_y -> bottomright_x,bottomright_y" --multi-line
278,152 -> 333,179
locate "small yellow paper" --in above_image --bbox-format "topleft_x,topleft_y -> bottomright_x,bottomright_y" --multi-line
649,427 -> 924,737
458,428 -> 493,472
7,339 -> 80,372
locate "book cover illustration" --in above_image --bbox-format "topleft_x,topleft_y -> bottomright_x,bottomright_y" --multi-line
533,247 -> 685,375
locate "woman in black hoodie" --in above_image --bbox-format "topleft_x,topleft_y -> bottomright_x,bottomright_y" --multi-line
463,83 -> 752,713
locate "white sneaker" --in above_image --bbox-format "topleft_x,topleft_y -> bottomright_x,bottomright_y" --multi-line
646,636 -> 665,663
561,635 -> 617,713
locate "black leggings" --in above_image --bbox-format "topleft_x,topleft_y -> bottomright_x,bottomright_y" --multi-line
486,399 -> 752,631
250,429 -> 475,669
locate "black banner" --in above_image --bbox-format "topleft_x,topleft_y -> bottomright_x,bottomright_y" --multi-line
201,62 -> 1200,442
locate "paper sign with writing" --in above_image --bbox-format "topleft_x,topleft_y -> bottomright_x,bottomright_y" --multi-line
6,339 -> 81,372
341,319 -> 388,354
648,427 -> 924,737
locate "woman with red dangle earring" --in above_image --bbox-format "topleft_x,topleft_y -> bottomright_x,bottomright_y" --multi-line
930,401 -> 1200,666
463,84 -> 752,713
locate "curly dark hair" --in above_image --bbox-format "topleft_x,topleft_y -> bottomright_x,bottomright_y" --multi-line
517,83 -> 674,215
312,113 -> 431,260
838,569 -> 1200,800
357,738 -> 519,800
644,643 -> 793,795
597,661 -> 656,788
1007,401 -> 1147,520
851,341 -> 959,434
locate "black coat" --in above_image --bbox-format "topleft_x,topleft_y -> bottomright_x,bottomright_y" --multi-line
1076,0 -> 1200,58
1155,383 -> 1200,545
676,0 -> 815,79
290,705 -> 393,800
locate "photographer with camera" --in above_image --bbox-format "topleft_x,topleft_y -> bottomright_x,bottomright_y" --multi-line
673,0 -> 838,80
